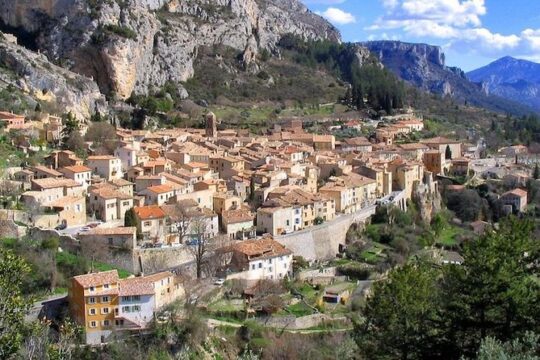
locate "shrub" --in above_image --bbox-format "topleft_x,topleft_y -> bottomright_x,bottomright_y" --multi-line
337,262 -> 371,280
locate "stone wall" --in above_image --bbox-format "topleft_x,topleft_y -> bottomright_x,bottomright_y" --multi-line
275,205 -> 377,261
27,227 -> 195,275
256,313 -> 349,329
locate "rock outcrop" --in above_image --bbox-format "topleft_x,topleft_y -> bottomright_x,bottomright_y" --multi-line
0,32 -> 107,119
0,0 -> 340,100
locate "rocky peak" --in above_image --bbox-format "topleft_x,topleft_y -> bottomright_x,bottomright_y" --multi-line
0,0 -> 340,101
362,41 -> 445,67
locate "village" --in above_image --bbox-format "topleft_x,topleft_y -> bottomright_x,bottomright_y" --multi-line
0,108 -> 534,345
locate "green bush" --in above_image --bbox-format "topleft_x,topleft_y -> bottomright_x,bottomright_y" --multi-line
337,262 -> 371,280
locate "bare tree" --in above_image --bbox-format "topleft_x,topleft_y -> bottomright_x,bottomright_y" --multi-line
80,237 -> 108,273
187,216 -> 213,279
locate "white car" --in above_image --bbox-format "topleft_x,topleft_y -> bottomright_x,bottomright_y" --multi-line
213,278 -> 225,286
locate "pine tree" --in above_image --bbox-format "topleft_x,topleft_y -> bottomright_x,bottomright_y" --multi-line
445,145 -> 452,160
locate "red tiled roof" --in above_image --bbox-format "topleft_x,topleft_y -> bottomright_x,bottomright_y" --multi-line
134,205 -> 166,220
62,165 -> 92,173
73,270 -> 119,288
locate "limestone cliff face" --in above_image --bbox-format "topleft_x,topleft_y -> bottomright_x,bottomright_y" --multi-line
0,0 -> 340,100
413,173 -> 442,224
0,33 -> 107,120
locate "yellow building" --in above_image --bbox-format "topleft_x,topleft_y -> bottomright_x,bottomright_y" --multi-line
69,270 -> 120,344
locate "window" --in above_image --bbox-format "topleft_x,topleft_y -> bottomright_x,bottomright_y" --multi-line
103,320 -> 110,327
251,264 -> 255,270
104,284 -> 109,289
89,321 -> 97,328
115,319 -> 124,326
102,296 -> 109,303
89,308 -> 96,315
286,220 -> 290,226
122,306 -> 131,313
269,267 -> 272,272
88,297 -> 96,304
89,286 -> 95,292
122,296 -> 131,302
132,295 -> 140,301
132,305 -> 141,312
258,263 -> 262,269
102,307 -> 110,314
144,221 -> 151,226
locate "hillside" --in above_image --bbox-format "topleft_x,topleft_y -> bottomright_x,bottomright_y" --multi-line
0,32 -> 106,119
467,56 -> 540,111
0,0 -> 340,101
360,41 -> 536,116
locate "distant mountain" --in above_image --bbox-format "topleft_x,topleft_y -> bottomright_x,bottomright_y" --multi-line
467,56 -> 540,111
359,40 -> 536,116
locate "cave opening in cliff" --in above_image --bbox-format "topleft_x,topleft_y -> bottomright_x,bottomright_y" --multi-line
0,19 -> 39,52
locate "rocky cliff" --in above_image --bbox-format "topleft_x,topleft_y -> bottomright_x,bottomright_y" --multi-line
0,32 -> 107,119
467,56 -> 540,112
0,0 -> 340,100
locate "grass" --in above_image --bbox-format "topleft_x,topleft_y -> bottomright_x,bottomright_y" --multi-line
436,226 -> 464,247
208,299 -> 244,313
285,302 -> 315,317
360,243 -> 387,263
56,251 -> 132,278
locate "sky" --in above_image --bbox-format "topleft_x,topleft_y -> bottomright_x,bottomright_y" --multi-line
301,0 -> 540,71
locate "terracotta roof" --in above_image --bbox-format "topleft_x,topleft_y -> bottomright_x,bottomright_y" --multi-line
503,188 -> 528,198
73,270 -> 119,288
222,209 -> 254,224
87,155 -> 117,160
119,277 -> 154,296
231,238 -> 291,260
62,165 -> 92,173
90,187 -> 132,200
31,165 -> 63,177
399,143 -> 429,150
45,196 -> 84,208
145,184 -> 174,194
111,178 -> 134,187
32,178 -> 81,189
79,227 -> 136,236
421,137 -> 461,145
134,205 -> 166,220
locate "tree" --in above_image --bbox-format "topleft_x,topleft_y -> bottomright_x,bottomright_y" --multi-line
534,163 -> 539,180
445,189 -> 483,222
0,248 -> 32,358
354,261 -> 442,359
439,217 -> 540,357
186,216 -> 214,279
445,145 -> 452,160
85,122 -> 118,155
60,112 -> 79,146
41,237 -> 59,292
476,332 -> 539,360
124,208 -> 138,228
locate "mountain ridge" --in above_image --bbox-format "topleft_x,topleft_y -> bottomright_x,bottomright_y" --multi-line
467,56 -> 540,111
360,40 -> 536,116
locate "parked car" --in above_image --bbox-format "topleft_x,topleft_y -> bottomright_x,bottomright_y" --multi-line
55,223 -> 67,231
213,278 -> 225,286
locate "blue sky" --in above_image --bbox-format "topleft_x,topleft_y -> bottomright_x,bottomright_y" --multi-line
302,0 -> 540,71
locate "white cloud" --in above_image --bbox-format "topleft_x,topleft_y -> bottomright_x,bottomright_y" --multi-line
367,0 -> 540,59
317,7 -> 356,25
303,0 -> 346,4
